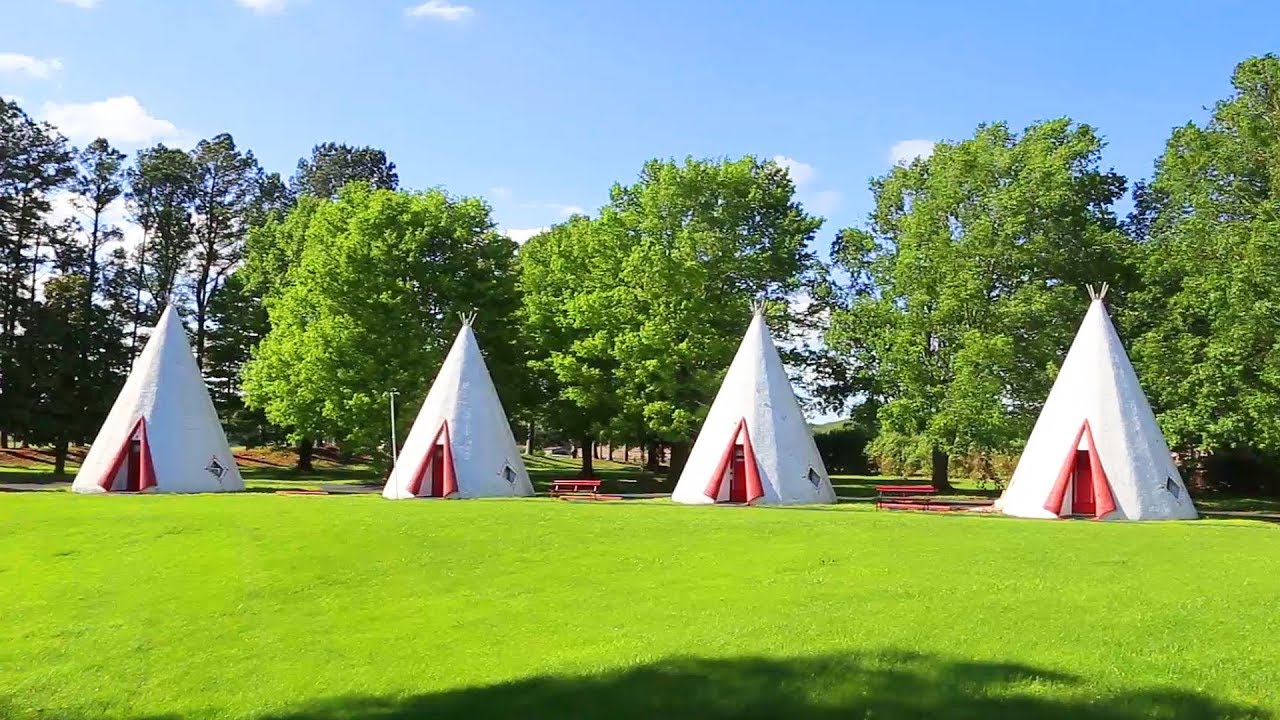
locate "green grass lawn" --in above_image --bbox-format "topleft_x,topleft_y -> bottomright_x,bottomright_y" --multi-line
2,494 -> 1278,719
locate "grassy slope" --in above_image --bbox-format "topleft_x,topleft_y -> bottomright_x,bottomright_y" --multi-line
1,494 -> 1277,719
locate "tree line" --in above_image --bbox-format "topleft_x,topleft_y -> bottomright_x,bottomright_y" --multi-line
2,54 -> 1278,492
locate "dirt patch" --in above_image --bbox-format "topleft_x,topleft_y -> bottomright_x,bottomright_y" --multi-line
233,446 -> 369,469
0,447 -> 87,468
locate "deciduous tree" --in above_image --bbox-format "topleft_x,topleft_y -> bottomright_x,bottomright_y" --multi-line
603,156 -> 822,474
243,185 -> 521,466
828,120 -> 1131,489
519,157 -> 822,476
1129,55 -> 1280,486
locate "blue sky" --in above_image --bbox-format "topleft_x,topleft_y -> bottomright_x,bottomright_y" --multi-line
1,0 -> 1278,251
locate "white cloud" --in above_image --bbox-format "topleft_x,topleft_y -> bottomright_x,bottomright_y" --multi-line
773,155 -> 817,187
489,186 -> 513,201
405,0 -> 473,21
234,0 -> 292,14
888,139 -> 935,166
2,93 -> 23,105
0,53 -> 64,79
520,201 -> 586,218
502,227 -> 547,245
55,0 -> 100,7
48,193 -> 145,253
810,190 -> 842,216
768,156 -> 839,216
42,96 -> 187,147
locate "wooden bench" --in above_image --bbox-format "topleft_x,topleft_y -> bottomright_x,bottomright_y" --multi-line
550,478 -> 602,498
875,484 -> 938,511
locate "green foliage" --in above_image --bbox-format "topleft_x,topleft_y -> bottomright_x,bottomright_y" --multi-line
828,120 -> 1132,479
0,98 -> 75,442
518,216 -> 622,444
811,423 -> 874,475
291,142 -> 398,199
125,144 -> 199,314
243,184 -> 521,457
1130,54 -> 1280,459
19,276 -> 128,470
188,133 -> 265,369
204,272 -> 280,445
606,157 -> 823,440
520,156 -> 822,456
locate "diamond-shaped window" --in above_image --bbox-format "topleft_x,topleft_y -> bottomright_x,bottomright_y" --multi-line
206,457 -> 227,481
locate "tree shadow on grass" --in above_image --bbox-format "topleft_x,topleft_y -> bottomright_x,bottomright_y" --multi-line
255,651 -> 1268,720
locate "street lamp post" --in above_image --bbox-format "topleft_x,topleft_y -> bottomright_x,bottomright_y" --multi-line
388,389 -> 400,484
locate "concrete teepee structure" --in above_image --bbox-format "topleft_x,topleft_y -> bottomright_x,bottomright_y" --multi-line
996,285 -> 1197,520
73,306 -> 244,494
383,315 -> 533,499
672,304 -> 836,506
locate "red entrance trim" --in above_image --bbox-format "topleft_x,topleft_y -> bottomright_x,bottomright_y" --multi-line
702,419 -> 765,504
405,422 -> 459,498
1043,420 -> 1117,519
96,417 -> 158,492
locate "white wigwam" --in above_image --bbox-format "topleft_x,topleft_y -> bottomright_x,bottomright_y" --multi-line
383,315 -> 533,499
73,306 -> 244,494
673,305 -> 836,506
996,285 -> 1198,520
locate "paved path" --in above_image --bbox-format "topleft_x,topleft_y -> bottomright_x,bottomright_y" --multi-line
0,481 -> 69,492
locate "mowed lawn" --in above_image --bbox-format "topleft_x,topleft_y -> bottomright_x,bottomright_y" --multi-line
2,495 -> 1279,719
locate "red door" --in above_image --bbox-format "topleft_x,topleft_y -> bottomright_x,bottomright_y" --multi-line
1071,450 -> 1095,515
429,444 -> 445,497
125,440 -> 142,492
728,446 -> 747,503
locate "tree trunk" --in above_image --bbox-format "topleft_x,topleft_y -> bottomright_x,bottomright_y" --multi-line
53,438 -> 69,476
571,444 -> 579,459
195,307 -> 207,371
669,440 -> 691,478
524,423 -> 534,455
645,442 -> 660,471
296,437 -> 315,472
580,438 -> 595,478
931,447 -> 953,492
607,445 -> 615,461
130,234 -> 147,363
1,433 -> 8,449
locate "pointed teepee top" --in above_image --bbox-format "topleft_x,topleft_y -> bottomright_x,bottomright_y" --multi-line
1086,282 -> 1110,302
750,298 -> 769,317
458,310 -> 478,327
154,303 -> 182,334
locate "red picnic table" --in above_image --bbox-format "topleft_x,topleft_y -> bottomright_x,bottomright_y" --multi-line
549,478 -> 602,498
874,484 -> 938,511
